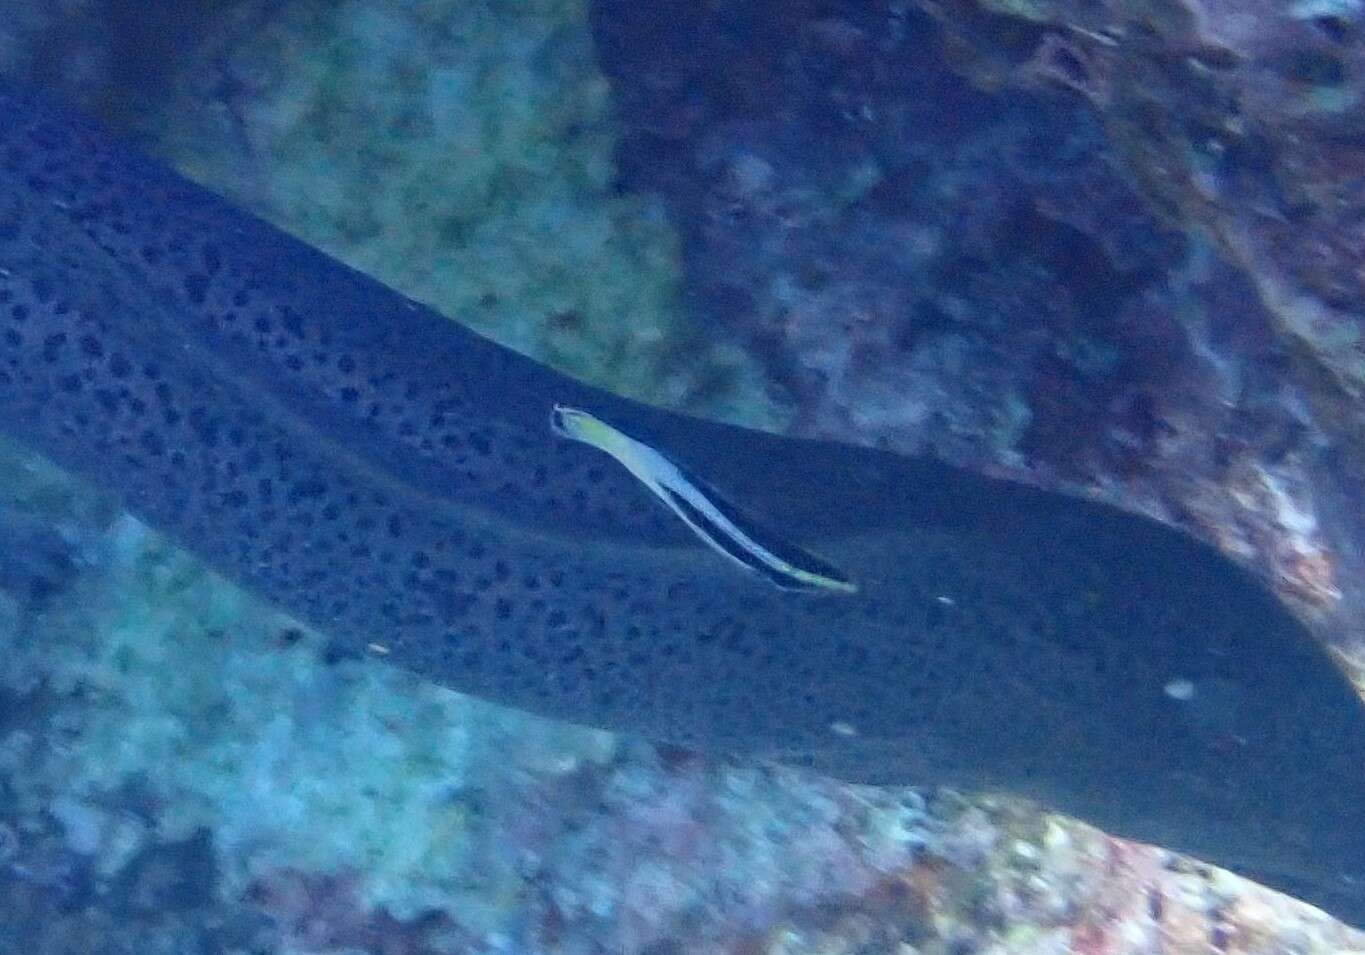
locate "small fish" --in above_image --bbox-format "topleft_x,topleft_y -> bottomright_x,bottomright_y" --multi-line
551,404 -> 857,594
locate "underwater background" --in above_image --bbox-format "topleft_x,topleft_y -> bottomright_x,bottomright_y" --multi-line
2,0 -> 1365,952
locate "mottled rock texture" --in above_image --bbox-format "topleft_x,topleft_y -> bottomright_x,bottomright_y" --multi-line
2,1 -> 1364,952
590,0 -> 1365,667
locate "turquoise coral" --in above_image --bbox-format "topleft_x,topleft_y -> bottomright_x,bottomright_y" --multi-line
3,0 -> 784,426
167,0 -> 784,426
0,436 -> 612,922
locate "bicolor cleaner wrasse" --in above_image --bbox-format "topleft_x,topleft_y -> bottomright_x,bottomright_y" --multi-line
1,84 -> 1364,926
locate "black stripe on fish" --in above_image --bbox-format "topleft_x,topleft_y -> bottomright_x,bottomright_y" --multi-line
661,486 -> 829,592
673,462 -> 856,590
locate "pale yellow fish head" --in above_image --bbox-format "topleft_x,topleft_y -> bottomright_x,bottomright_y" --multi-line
550,405 -> 637,460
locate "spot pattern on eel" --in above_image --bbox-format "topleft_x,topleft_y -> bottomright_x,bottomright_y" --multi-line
1,83 -> 1364,927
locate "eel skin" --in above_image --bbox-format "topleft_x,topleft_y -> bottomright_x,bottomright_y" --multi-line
1,83 -> 1364,926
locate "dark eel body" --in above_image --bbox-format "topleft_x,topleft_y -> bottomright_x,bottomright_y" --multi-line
2,83 -> 1364,926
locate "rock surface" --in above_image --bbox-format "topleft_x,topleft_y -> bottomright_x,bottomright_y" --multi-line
1,0 -> 1364,951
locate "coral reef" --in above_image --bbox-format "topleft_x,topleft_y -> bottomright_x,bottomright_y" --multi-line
0,0 -> 782,428
589,0 -> 1365,644
2,0 -> 1365,952
0,435 -> 929,951
1,430 -> 1360,952
917,0 -> 1365,647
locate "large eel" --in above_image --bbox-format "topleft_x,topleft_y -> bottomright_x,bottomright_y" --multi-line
2,83 -> 1364,926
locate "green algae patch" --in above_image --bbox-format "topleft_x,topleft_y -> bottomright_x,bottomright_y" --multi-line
152,0 -> 785,431
0,0 -> 789,428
